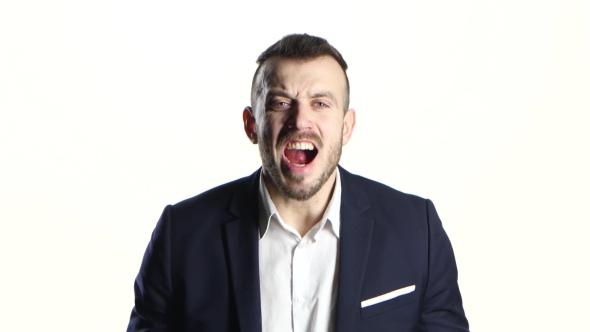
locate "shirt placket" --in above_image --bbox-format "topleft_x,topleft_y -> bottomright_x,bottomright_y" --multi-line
292,237 -> 308,332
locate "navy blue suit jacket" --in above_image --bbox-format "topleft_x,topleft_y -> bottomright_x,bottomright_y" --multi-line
128,167 -> 468,331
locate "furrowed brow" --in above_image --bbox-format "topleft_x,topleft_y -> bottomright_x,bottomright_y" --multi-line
267,90 -> 294,100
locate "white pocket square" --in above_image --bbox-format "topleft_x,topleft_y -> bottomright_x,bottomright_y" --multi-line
360,285 -> 416,308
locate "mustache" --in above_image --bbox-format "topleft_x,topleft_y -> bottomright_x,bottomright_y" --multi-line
276,131 -> 323,150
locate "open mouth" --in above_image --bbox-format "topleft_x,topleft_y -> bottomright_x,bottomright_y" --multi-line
284,141 -> 318,167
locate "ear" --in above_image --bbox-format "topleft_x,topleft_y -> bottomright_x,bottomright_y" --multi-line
342,109 -> 356,146
243,106 -> 258,144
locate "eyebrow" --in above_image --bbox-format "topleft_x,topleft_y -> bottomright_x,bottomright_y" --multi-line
266,90 -> 340,107
310,91 -> 339,107
310,91 -> 335,100
267,89 -> 294,100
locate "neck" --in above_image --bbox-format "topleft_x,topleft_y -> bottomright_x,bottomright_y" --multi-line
263,171 -> 337,237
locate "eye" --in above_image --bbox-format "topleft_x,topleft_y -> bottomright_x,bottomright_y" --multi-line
269,99 -> 291,111
314,101 -> 329,108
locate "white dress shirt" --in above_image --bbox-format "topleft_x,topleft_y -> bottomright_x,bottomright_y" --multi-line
258,169 -> 341,332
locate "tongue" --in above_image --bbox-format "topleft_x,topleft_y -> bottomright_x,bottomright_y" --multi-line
285,149 -> 311,165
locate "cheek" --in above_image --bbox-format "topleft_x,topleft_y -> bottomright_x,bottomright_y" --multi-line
266,115 -> 286,137
319,119 -> 344,140
259,119 -> 281,150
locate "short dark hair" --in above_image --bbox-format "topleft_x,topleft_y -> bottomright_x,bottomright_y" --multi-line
251,34 -> 350,111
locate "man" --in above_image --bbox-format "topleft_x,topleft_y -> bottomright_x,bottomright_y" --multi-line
127,34 -> 469,331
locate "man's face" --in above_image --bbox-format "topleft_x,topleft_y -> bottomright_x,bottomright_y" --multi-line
250,56 -> 355,201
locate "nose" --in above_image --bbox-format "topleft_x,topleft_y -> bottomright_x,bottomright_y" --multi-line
286,104 -> 313,130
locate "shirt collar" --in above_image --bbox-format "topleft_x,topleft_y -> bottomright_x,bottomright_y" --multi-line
258,168 -> 341,240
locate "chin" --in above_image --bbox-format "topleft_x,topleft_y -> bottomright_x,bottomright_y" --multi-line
282,167 -> 335,201
282,184 -> 322,201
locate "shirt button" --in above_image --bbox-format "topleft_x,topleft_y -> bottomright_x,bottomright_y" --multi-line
296,296 -> 304,304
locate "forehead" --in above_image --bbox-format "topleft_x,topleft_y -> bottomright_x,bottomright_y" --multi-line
259,56 -> 347,97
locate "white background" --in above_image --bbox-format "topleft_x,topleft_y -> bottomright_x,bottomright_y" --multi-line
1,1 -> 589,331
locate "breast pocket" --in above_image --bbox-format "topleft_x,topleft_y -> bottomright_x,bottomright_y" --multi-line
360,285 -> 418,319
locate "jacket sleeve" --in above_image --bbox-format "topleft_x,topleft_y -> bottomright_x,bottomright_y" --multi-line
420,199 -> 469,331
127,205 -> 175,332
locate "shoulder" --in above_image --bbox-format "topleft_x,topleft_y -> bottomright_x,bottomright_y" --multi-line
339,166 -> 428,211
338,166 -> 437,235
172,178 -> 240,213
160,169 -> 259,232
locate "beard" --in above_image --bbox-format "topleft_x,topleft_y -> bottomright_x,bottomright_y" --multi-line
258,127 -> 342,201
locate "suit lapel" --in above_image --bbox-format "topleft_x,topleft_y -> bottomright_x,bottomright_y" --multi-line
224,169 -> 262,332
335,167 -> 374,332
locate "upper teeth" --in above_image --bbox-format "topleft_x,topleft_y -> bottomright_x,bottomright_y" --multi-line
286,142 -> 314,150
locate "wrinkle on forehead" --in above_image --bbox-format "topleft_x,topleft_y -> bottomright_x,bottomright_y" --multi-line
252,56 -> 346,115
